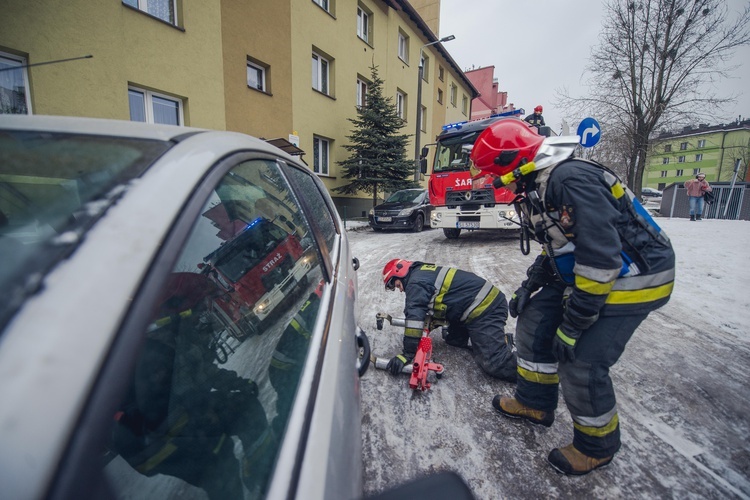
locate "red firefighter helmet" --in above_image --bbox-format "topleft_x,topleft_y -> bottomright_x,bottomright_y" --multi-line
534,105 -> 543,113
470,119 -> 545,177
382,259 -> 412,290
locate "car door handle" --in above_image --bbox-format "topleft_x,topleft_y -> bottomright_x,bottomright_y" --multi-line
356,327 -> 370,377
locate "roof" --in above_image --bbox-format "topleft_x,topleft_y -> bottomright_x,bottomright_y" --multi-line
386,0 -> 480,99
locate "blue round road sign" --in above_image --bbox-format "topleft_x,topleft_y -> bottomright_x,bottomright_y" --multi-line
577,118 -> 601,148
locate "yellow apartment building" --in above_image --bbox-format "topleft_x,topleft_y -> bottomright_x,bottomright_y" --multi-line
1,0 -> 477,217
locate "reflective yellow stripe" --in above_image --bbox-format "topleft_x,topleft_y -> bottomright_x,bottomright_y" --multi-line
405,327 -> 422,338
291,318 -> 311,339
518,365 -> 559,384
575,275 -> 615,296
135,413 -> 190,473
466,287 -> 500,322
573,413 -> 619,437
212,433 -> 227,454
605,282 -> 674,305
610,182 -> 625,199
556,328 -> 576,346
434,268 -> 456,317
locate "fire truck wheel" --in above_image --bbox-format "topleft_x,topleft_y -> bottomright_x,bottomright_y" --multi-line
443,228 -> 461,239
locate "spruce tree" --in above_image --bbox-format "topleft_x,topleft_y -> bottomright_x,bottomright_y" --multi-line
335,64 -> 417,206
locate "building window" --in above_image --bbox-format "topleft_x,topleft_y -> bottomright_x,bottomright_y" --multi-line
698,139 -> 706,148
420,106 -> 427,132
420,54 -> 430,82
678,155 -> 686,163
676,169 -> 684,176
438,65 -> 445,82
450,84 -> 457,106
396,90 -> 406,120
356,78 -> 368,108
680,142 -> 687,150
357,6 -> 371,43
128,87 -> 182,125
662,157 -> 669,164
313,135 -> 330,175
660,171 -> 668,178
695,154 -> 703,162
246,58 -> 268,92
437,88 -> 443,104
123,0 -> 177,25
461,95 -> 468,115
398,32 -> 409,63
693,168 -> 700,175
313,0 -> 330,13
0,52 -> 31,114
312,51 -> 329,95
664,144 -> 672,152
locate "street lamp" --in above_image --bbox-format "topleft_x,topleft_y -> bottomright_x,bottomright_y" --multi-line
414,34 -> 455,182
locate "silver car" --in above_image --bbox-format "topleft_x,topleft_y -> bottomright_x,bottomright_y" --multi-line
0,115 -> 370,500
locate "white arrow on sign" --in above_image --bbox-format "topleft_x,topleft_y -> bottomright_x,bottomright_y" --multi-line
582,123 -> 600,143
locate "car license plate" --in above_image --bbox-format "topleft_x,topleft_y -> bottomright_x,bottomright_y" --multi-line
457,221 -> 480,229
378,217 -> 392,222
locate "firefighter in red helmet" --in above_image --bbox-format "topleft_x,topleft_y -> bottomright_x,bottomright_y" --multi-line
382,259 -> 516,382
470,119 -> 675,475
524,105 -> 546,128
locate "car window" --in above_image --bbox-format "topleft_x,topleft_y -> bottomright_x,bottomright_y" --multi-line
103,158 -> 326,499
0,130 -> 171,332
284,164 -> 337,255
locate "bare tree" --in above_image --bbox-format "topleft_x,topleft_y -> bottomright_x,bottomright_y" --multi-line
558,0 -> 750,196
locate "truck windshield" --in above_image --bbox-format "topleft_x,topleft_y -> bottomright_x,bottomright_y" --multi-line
433,131 -> 482,173
212,219 -> 290,282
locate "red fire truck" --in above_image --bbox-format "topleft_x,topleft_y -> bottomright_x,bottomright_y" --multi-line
202,217 -> 313,338
426,110 -> 549,239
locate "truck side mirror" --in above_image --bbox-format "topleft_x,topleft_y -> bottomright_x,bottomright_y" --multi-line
421,146 -> 429,159
420,158 -> 428,174
538,126 -> 552,137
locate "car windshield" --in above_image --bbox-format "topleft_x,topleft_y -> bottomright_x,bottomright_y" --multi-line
385,190 -> 424,203
0,129 -> 172,330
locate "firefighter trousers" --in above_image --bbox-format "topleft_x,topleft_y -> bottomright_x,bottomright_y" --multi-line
514,283 -> 647,458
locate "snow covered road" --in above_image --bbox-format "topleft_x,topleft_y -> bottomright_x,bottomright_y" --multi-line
349,218 -> 750,499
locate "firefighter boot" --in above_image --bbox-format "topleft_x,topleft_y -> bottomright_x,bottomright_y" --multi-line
690,215 -> 695,221
492,396 -> 554,427
547,444 -> 613,475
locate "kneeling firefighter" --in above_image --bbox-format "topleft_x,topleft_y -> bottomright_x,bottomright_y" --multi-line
470,119 -> 675,475
382,259 -> 517,383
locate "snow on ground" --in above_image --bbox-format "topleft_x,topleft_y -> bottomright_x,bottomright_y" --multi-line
347,217 -> 750,499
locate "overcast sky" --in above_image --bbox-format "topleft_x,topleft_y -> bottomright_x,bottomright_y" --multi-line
439,0 -> 750,134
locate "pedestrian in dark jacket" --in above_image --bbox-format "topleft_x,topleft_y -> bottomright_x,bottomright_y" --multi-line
470,119 -> 675,475
382,259 -> 516,382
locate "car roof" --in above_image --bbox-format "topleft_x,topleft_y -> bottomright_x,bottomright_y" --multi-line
0,113 -> 207,141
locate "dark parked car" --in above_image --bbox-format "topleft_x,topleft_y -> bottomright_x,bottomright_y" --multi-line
368,188 -> 433,232
641,187 -> 663,199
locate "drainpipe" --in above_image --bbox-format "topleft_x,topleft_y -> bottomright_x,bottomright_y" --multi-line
718,130 -> 727,180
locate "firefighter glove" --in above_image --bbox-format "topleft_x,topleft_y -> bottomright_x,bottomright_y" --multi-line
508,286 -> 532,318
552,326 -> 580,363
386,354 -> 409,375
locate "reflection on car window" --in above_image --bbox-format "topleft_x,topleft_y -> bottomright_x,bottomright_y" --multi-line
284,165 -> 337,254
0,131 -> 171,332
104,159 -> 325,499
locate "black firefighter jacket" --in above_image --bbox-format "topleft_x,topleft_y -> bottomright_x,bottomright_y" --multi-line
521,158 -> 675,332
